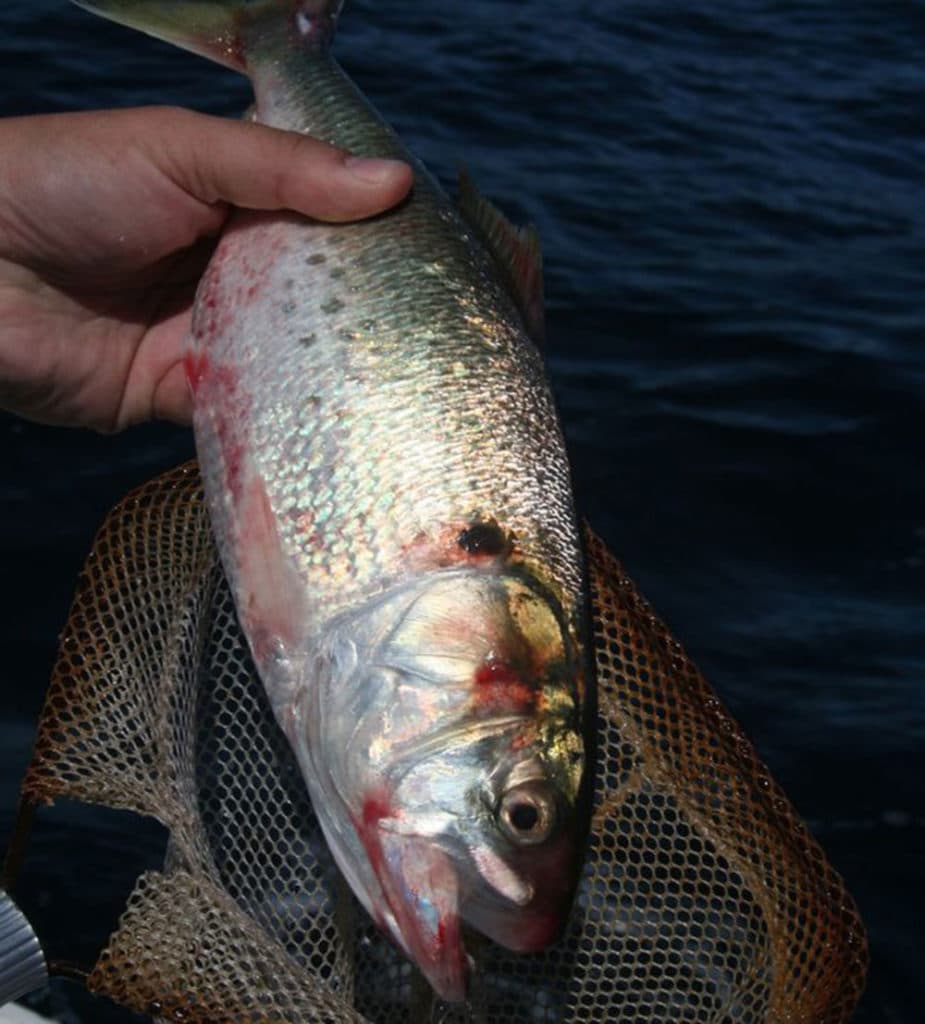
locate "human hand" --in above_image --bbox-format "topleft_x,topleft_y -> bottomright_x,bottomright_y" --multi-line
0,106 -> 412,431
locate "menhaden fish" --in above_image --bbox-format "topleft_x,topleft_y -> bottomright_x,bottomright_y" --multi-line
72,0 -> 594,1000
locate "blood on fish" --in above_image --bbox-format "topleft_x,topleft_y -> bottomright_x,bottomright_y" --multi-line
354,792 -> 394,931
198,362 -> 246,497
473,660 -> 536,714
183,352 -> 210,395
291,510 -> 323,550
356,791 -> 396,906
190,273 -> 234,341
435,912 -> 463,958
221,436 -> 244,497
362,793 -> 393,830
355,792 -> 462,965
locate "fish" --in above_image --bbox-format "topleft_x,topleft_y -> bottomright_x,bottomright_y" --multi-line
71,0 -> 594,1001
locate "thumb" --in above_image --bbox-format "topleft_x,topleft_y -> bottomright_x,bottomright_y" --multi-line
148,106 -> 414,223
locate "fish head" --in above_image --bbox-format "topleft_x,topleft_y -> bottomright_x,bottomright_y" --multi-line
292,568 -> 591,1002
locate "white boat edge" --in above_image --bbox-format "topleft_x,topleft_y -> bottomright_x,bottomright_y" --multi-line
0,1006 -> 54,1023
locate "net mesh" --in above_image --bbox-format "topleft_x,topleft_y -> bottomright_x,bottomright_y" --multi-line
21,462 -> 867,1023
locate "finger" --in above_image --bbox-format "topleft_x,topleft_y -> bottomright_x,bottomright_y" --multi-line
151,360 -> 193,427
148,107 -> 414,223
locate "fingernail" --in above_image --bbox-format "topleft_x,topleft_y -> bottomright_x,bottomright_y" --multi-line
345,156 -> 409,185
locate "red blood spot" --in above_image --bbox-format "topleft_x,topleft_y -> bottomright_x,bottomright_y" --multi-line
362,794 -> 392,829
353,791 -> 394,933
474,660 -> 518,687
183,352 -> 210,394
473,660 -> 536,714
222,439 -> 243,495
355,790 -> 396,889
354,789 -> 468,996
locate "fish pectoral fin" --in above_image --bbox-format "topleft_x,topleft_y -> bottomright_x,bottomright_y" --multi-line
231,470 -> 310,718
457,168 -> 546,346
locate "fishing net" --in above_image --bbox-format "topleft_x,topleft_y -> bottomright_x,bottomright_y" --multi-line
20,462 -> 866,1023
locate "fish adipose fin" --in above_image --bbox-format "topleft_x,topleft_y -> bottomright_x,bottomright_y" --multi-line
458,168 -> 546,346
69,0 -> 345,70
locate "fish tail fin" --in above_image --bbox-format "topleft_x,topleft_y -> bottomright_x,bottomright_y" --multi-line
70,1 -> 346,72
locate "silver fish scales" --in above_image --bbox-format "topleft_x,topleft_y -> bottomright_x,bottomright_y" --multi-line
72,0 -> 593,1001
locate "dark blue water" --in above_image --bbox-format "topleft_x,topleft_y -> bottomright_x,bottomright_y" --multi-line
1,2 -> 922,1021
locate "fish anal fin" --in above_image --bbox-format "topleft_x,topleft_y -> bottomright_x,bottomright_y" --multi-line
458,169 -> 545,346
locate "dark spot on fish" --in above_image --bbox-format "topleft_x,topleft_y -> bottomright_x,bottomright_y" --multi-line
307,253 -> 326,265
457,521 -> 509,558
321,297 -> 345,315
282,300 -> 297,315
284,278 -> 294,289
299,333 -> 318,347
330,266 -> 346,279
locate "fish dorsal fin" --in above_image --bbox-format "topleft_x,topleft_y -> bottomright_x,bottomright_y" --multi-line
458,169 -> 545,346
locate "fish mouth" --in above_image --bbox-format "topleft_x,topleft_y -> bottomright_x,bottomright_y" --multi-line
464,834 -> 575,952
357,803 -> 576,1002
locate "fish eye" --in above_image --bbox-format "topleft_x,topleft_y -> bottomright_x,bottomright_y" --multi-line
497,783 -> 558,846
